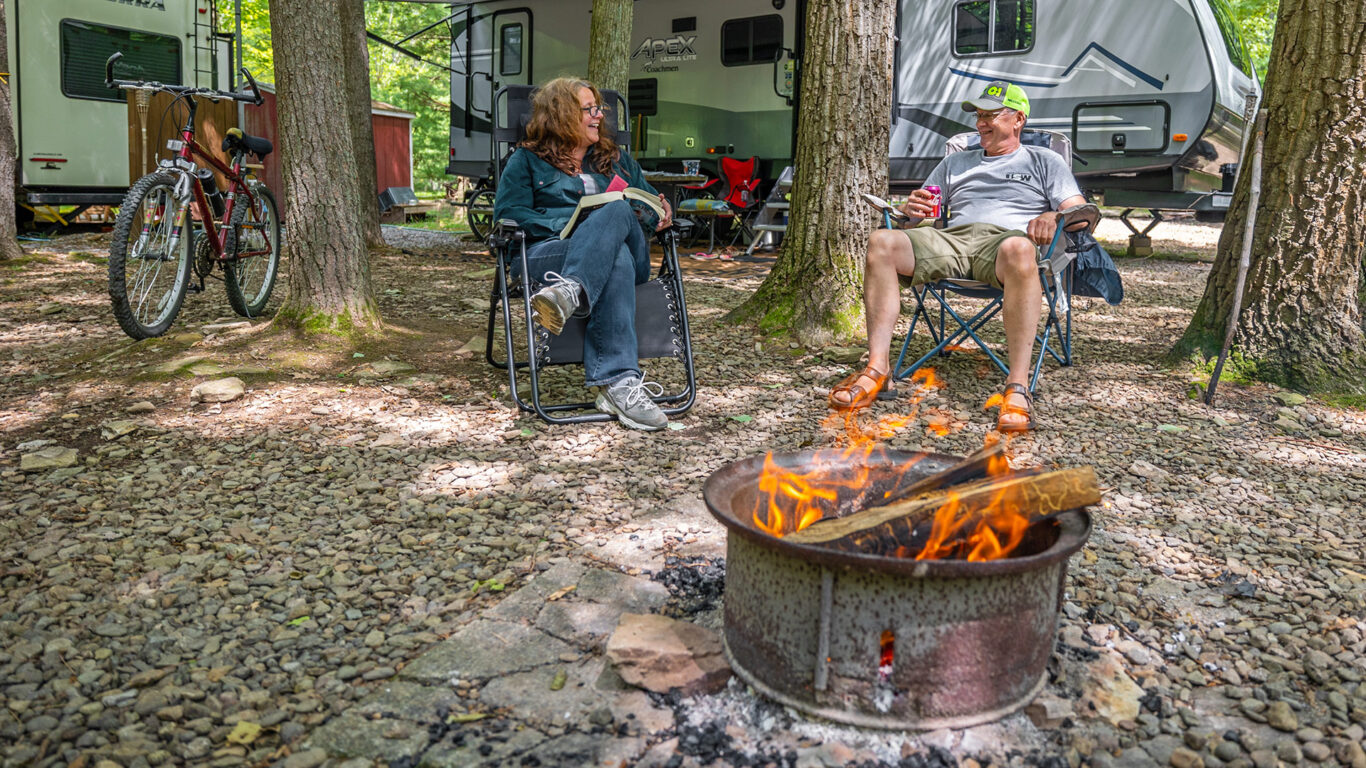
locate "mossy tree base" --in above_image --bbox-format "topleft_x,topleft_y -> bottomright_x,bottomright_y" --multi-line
272,302 -> 383,339
1173,0 -> 1366,395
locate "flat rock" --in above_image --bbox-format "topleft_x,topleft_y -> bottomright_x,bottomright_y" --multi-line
191,377 -> 245,403
398,620 -> 573,683
1079,651 -> 1144,725
1272,391 -> 1307,406
201,321 -> 252,333
125,401 -> 156,414
605,613 -> 731,696
153,355 -> 209,374
1026,694 -> 1074,729
305,716 -> 427,764
478,658 -> 614,727
369,360 -> 416,375
20,446 -> 78,471
100,420 -> 140,440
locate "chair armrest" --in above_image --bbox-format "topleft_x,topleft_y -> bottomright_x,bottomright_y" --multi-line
1057,203 -> 1100,233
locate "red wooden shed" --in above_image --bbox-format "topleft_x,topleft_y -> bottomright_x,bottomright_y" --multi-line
243,84 -> 416,214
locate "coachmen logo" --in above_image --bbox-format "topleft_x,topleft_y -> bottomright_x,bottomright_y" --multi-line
631,35 -> 698,62
105,0 -> 167,10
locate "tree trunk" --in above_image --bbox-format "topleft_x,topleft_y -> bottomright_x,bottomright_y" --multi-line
0,0 -> 24,261
728,0 -> 896,346
1174,0 -> 1366,392
587,0 -> 632,94
341,0 -> 384,248
270,0 -> 381,335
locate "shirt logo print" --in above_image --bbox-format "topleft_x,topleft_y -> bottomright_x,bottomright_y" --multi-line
1005,172 -> 1032,182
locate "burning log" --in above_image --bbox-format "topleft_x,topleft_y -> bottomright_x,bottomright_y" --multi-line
875,441 -> 1006,505
784,466 -> 1100,560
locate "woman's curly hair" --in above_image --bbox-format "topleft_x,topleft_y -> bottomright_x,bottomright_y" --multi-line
521,77 -> 620,175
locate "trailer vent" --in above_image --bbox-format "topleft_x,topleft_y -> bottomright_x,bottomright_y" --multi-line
673,17 -> 697,34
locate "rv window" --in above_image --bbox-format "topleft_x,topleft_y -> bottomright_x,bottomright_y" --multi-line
500,24 -> 524,77
721,15 -> 783,67
1207,0 -> 1252,76
953,2 -> 991,55
60,20 -> 181,103
954,0 -> 1034,56
629,79 -> 659,118
992,0 -> 1034,53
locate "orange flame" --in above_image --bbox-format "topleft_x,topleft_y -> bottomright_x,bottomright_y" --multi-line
751,369 -> 940,537
754,376 -> 1044,562
914,448 -> 1034,561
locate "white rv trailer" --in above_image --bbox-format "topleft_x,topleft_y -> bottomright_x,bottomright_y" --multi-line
439,0 -> 1259,212
4,0 -> 234,211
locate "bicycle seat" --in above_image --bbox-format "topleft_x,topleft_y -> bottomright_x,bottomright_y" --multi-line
222,128 -> 273,159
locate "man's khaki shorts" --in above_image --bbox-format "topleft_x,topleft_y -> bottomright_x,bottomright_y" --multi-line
897,222 -> 1028,290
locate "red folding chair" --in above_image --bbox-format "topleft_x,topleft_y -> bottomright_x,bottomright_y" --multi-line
677,156 -> 763,252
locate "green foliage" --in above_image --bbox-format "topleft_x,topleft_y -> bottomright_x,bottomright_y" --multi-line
217,0 -> 453,190
1227,0 -> 1278,81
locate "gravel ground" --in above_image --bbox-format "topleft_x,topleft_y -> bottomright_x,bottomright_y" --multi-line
1,221 -> 1364,768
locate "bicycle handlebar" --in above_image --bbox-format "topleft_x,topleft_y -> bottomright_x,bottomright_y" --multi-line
105,52 -> 264,106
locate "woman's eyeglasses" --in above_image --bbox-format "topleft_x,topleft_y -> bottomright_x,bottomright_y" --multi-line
581,104 -> 606,117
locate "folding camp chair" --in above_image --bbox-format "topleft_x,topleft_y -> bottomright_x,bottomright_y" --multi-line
891,130 -> 1100,393
484,85 -> 696,424
676,155 -> 763,251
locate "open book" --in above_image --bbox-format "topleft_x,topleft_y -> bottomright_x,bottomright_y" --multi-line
560,187 -> 666,240
861,192 -> 910,222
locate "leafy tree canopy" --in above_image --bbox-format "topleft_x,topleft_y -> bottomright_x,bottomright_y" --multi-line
1228,0 -> 1278,80
217,0 -> 452,189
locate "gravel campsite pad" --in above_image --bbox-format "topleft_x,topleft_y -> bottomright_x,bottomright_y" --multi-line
1,217 -> 1364,768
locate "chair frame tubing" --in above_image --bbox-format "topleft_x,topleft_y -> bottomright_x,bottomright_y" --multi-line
892,225 -> 1075,394
485,227 -> 697,424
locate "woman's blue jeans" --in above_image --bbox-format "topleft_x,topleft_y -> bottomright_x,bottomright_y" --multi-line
521,200 -> 651,388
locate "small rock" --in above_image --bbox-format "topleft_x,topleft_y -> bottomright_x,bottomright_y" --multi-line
605,613 -> 732,696
1026,695 -> 1074,729
38,302 -> 64,315
1272,391 -> 1307,406
201,321 -> 252,333
1170,748 -> 1202,768
190,377 -> 245,403
126,401 -> 156,414
1266,700 -> 1298,732
1301,742 -> 1332,762
100,420 -> 140,440
20,446 -> 78,471
1079,652 -> 1144,725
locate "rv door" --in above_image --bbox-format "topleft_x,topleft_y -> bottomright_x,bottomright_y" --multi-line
491,11 -> 531,91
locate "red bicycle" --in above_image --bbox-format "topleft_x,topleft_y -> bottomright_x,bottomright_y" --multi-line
104,52 -> 281,339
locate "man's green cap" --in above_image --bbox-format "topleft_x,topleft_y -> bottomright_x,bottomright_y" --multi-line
961,80 -> 1030,118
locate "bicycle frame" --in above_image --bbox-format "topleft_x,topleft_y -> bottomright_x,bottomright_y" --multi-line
164,97 -> 267,265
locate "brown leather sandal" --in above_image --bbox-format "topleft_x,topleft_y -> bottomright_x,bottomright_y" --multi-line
829,365 -> 889,412
996,382 -> 1035,433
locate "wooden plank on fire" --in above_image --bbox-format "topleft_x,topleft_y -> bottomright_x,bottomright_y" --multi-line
784,466 -> 1100,548
877,441 -> 1005,506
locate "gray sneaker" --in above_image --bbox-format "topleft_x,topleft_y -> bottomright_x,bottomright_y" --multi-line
530,271 -> 583,335
596,375 -> 669,431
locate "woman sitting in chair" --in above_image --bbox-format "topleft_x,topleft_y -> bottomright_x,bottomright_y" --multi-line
493,77 -> 674,431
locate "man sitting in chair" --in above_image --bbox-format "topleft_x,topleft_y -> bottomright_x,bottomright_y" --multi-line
828,80 -> 1086,433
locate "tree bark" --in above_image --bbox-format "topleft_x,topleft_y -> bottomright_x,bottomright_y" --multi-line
728,0 -> 896,346
0,0 -> 24,261
587,0 -> 632,94
270,0 -> 381,335
1174,0 -> 1366,392
341,0 -> 384,248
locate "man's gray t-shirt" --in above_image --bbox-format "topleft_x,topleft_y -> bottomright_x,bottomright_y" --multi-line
922,145 -> 1082,231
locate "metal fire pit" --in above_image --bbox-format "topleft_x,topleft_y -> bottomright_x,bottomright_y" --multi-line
702,448 -> 1092,730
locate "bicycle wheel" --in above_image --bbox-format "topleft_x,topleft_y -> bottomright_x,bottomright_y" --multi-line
466,189 -> 496,242
108,172 -> 192,340
223,183 -> 281,318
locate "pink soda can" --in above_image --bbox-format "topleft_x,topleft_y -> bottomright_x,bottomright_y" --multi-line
924,185 -> 942,218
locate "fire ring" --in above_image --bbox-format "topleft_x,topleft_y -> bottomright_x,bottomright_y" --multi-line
703,448 -> 1092,730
